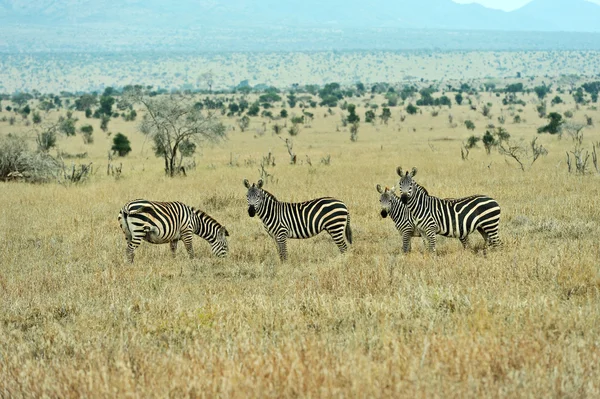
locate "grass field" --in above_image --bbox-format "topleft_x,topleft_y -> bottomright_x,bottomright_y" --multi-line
1,88 -> 600,397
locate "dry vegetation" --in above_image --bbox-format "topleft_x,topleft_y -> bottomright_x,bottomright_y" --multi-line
1,79 -> 600,397
2,50 -> 600,94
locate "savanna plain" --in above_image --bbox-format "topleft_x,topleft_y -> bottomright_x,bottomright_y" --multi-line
1,67 -> 600,397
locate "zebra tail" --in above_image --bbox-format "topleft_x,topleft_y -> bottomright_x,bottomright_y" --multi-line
345,216 -> 353,245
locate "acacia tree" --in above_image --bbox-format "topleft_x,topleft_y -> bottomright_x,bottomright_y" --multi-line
127,89 -> 226,176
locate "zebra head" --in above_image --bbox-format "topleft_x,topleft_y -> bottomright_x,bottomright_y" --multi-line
243,178 -> 264,217
211,226 -> 230,257
397,166 -> 418,204
376,184 -> 395,218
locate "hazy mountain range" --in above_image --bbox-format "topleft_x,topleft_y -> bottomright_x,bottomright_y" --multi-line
1,0 -> 599,32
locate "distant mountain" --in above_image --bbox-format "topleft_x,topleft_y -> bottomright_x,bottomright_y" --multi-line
512,0 -> 600,32
0,0 -> 599,32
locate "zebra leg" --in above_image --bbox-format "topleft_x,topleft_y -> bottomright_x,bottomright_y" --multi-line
425,230 -> 437,253
181,232 -> 194,259
459,236 -> 469,250
126,238 -> 142,263
401,230 -> 413,253
275,234 -> 288,261
327,227 -> 348,254
170,240 -> 178,257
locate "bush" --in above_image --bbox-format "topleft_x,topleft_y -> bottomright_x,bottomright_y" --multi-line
406,103 -> 418,115
280,109 -> 288,118
465,120 -> 476,130
32,112 -> 42,124
0,135 -> 58,183
80,124 -> 94,144
537,112 -> 564,135
111,133 -> 132,156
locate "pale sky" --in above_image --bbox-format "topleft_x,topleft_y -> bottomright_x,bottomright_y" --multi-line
453,0 -> 600,12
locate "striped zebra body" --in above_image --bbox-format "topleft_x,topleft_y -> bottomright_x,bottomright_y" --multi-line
397,167 -> 501,253
377,184 -> 421,253
118,199 -> 229,263
244,179 -> 352,261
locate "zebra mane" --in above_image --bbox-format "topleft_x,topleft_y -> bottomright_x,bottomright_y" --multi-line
259,187 -> 279,202
191,207 -> 224,228
414,181 -> 429,196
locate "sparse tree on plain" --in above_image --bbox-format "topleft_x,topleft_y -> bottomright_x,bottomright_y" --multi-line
126,89 -> 226,177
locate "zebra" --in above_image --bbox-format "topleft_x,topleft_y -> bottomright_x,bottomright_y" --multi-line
376,184 -> 422,253
118,199 -> 229,264
396,167 -> 501,253
243,179 -> 352,261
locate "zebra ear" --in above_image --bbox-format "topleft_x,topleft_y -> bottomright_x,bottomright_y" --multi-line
396,166 -> 403,177
411,167 -> 418,177
376,184 -> 384,193
220,227 -> 230,237
257,179 -> 264,189
243,179 -> 250,189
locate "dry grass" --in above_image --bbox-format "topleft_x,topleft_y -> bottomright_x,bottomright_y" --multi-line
1,89 -> 600,397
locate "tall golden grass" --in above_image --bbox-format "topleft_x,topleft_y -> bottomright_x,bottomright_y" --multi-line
1,90 -> 600,397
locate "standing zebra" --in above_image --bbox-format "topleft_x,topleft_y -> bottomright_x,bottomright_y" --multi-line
396,167 -> 501,253
243,179 -> 352,261
118,199 -> 229,264
376,184 -> 421,253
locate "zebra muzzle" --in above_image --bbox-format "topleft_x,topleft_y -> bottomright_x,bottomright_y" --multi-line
248,206 -> 256,217
380,209 -> 388,218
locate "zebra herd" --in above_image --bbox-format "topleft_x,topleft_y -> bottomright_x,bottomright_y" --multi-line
117,166 -> 502,264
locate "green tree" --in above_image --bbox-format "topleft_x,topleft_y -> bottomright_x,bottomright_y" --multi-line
380,107 -> 392,124
247,102 -> 260,116
59,117 -> 76,136
99,96 -> 115,116
280,109 -> 288,118
365,110 -> 375,123
111,133 -> 132,156
287,93 -> 297,108
551,96 -> 563,106
465,120 -> 476,131
455,93 -> 463,105
537,112 -> 564,135
100,115 -> 110,132
75,94 -> 97,111
238,115 -> 250,132
406,103 -> 419,115
534,85 -> 551,100
80,124 -> 94,144
32,111 -> 42,124
505,83 -> 524,93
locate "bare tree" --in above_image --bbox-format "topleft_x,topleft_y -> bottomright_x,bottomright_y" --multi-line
201,71 -> 214,94
126,89 -> 226,177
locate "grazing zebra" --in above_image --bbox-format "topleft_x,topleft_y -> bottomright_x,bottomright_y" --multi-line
243,179 -> 352,261
396,167 -> 501,253
376,184 -> 422,253
118,199 -> 229,264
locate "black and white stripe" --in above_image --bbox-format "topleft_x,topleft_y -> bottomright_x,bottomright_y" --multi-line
396,167 -> 501,253
118,199 -> 229,263
244,179 -> 352,261
377,184 -> 421,253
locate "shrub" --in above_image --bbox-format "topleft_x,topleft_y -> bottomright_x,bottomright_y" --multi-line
406,103 -> 418,115
465,120 -> 476,130
111,133 -> 132,156
80,125 -> 94,144
0,135 -> 58,183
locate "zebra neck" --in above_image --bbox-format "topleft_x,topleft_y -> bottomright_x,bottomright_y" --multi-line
256,190 -> 278,218
192,211 -> 217,242
409,184 -> 430,206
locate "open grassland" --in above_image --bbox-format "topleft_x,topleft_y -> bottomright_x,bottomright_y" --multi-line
1,89 -> 600,397
2,50 -> 600,94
